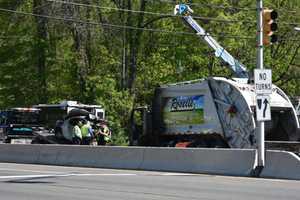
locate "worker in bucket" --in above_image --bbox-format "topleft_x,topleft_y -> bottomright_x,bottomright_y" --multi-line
71,119 -> 82,145
80,119 -> 93,145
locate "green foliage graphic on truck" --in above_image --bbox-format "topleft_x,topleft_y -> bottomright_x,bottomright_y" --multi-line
163,95 -> 204,128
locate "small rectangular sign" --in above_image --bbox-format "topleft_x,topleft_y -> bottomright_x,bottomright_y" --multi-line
256,95 -> 271,121
162,95 -> 204,127
254,69 -> 272,94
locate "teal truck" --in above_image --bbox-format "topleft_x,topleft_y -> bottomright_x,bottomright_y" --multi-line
0,108 -> 42,144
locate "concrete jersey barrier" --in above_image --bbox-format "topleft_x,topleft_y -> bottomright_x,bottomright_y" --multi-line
141,147 -> 256,176
260,150 -> 300,180
1,144 -> 300,180
0,144 -> 300,180
0,144 -> 256,177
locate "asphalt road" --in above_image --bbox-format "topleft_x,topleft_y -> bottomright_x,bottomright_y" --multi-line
0,163 -> 299,200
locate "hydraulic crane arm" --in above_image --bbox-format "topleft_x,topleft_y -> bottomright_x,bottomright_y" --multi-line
174,4 -> 249,79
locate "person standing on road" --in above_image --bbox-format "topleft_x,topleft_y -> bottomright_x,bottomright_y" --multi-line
81,119 -> 93,145
72,120 -> 82,145
95,121 -> 111,145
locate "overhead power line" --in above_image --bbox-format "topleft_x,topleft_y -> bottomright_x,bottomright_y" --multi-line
33,2 -> 52,11
63,0 -> 256,12
46,0 -> 255,24
147,0 -> 300,14
47,0 -> 300,26
280,21 -> 300,26
144,0 -> 257,11
0,7 -> 255,40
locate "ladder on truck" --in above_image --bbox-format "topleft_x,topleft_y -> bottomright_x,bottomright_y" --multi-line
174,4 -> 249,79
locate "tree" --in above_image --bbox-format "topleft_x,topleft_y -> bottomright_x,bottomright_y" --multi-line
33,0 -> 49,103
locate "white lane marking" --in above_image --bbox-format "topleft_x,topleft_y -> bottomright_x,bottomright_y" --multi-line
0,172 -> 198,180
0,167 -> 294,182
0,174 -> 73,179
161,173 -> 196,176
0,168 -> 136,175
72,173 -> 136,176
0,168 -> 64,174
0,173 -> 137,180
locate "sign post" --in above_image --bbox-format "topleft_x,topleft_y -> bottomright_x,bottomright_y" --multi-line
255,0 -> 270,170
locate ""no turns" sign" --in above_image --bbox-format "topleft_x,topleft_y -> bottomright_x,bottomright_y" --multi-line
254,69 -> 272,95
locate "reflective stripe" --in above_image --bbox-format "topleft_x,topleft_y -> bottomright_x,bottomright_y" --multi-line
73,125 -> 82,139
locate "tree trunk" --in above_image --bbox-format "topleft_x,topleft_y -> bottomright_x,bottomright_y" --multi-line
33,0 -> 48,103
127,0 -> 147,91
64,0 -> 91,102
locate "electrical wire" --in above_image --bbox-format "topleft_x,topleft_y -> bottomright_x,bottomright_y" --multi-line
46,0 -> 300,26
0,7 -> 254,40
141,0 -> 256,12
147,0 -> 300,14
46,0 -> 255,24
280,21 -> 300,26
33,2 -> 53,11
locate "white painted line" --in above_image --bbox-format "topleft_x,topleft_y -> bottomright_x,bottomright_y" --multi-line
161,173 -> 197,176
0,174 -> 72,179
0,168 -> 64,174
0,172 -> 294,183
0,166 -> 138,175
0,173 -> 137,180
70,173 -> 137,176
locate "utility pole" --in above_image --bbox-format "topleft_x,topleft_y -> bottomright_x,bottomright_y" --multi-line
256,0 -> 265,170
122,0 -> 126,89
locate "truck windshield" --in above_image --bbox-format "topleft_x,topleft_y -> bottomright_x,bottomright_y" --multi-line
7,111 -> 40,124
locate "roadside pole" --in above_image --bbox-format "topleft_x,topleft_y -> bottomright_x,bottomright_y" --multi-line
256,0 -> 265,169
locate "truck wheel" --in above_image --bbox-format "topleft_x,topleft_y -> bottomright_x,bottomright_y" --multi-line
5,138 -> 11,144
55,128 -> 63,138
31,137 -> 41,144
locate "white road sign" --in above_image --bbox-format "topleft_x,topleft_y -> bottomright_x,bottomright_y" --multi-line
256,95 -> 271,121
254,69 -> 272,94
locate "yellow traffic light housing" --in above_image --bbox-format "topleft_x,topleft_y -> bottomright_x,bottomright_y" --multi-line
263,9 -> 278,45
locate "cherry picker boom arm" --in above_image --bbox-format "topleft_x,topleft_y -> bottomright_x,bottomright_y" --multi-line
174,4 -> 249,79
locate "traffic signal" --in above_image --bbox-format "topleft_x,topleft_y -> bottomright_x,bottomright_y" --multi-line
263,9 -> 278,45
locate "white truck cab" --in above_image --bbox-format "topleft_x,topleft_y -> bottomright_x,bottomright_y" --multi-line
34,100 -> 105,130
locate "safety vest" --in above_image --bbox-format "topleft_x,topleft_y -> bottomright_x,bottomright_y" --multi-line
81,124 -> 91,138
73,125 -> 82,139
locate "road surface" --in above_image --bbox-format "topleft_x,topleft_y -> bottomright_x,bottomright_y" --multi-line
0,163 -> 299,200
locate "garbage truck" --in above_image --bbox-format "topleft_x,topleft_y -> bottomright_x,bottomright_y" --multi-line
130,4 -> 300,151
